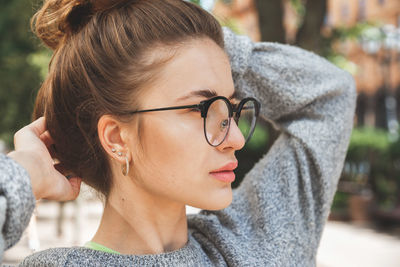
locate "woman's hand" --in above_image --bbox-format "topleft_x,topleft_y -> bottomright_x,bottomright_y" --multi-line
7,117 -> 82,201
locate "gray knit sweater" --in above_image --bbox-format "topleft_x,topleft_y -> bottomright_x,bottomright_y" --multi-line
0,27 -> 356,266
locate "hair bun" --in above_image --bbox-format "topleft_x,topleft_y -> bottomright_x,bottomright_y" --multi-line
31,0 -> 94,50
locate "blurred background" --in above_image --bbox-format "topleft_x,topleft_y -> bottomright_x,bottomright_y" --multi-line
1,0 -> 400,266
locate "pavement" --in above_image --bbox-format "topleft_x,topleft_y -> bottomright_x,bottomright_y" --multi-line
317,221 -> 400,267
3,189 -> 400,266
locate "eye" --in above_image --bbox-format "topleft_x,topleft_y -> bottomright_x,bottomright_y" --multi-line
189,108 -> 201,112
220,119 -> 229,129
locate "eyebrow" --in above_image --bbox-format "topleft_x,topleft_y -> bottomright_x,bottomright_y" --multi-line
176,89 -> 238,102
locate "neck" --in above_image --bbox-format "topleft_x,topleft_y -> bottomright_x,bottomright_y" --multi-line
91,178 -> 188,255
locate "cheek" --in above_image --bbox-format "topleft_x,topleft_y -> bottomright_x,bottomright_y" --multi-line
137,115 -> 206,185
149,114 -> 204,157
132,115 -> 233,209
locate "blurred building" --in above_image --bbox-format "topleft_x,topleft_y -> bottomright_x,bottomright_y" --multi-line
328,0 -> 400,93
329,0 -> 400,26
326,0 -> 400,128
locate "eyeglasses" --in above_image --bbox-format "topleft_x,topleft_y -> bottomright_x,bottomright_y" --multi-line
128,96 -> 261,147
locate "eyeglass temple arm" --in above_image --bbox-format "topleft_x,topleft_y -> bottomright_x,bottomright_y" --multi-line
127,104 -> 201,114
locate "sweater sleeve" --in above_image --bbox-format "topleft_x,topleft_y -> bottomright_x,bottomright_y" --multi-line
188,28 -> 356,264
0,154 -> 36,262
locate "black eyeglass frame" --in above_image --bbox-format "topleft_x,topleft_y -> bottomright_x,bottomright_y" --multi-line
127,96 -> 261,147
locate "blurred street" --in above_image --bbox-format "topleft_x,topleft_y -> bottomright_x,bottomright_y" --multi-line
317,221 -> 400,267
3,189 -> 400,266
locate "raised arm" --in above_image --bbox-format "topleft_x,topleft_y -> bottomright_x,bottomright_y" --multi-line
189,28 -> 356,265
226,26 -> 356,249
0,117 -> 82,263
0,154 -> 35,262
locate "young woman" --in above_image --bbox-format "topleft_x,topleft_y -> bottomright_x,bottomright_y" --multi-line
1,0 -> 356,265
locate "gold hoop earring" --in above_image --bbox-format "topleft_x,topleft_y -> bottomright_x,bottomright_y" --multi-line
122,156 -> 130,176
111,148 -> 130,176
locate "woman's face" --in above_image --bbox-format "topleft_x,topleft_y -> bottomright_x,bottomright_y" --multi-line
126,37 -> 245,210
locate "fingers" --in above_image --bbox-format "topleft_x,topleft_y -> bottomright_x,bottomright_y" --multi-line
68,177 -> 83,200
39,130 -> 55,148
49,161 -> 81,201
13,117 -> 58,162
27,117 -> 47,137
39,131 -> 59,161
60,177 -> 82,202
54,163 -> 69,177
43,175 -> 83,202
12,117 -> 83,202
14,117 -> 47,150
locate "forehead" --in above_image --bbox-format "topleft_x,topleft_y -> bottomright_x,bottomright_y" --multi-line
141,38 -> 234,105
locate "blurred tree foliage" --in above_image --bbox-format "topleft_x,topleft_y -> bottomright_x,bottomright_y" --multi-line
254,0 -> 379,62
0,0 -> 43,148
336,127 -> 400,213
254,0 -> 286,43
254,0 -> 328,52
189,0 -> 201,5
342,127 -> 400,210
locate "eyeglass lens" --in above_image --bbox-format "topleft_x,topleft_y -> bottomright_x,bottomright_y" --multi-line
236,100 -> 257,143
205,99 -> 230,146
205,99 -> 257,146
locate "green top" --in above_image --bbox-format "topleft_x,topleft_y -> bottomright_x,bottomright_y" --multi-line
84,241 -> 121,255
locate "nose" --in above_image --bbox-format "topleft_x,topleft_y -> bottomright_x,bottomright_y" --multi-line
217,118 -> 245,151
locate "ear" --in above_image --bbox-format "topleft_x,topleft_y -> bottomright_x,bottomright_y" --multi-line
97,115 -> 132,163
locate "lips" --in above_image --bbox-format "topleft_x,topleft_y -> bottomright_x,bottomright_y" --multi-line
209,161 -> 238,183
210,161 -> 238,173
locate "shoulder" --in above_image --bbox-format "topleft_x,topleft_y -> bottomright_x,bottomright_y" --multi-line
19,247 -> 132,266
19,247 -> 72,266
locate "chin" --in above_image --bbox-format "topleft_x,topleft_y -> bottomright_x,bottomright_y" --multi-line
206,202 -> 232,211
194,189 -> 233,211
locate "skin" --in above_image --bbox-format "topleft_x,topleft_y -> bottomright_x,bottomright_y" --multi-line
93,37 -> 246,255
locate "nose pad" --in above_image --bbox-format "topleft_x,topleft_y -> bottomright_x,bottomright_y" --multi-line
220,118 -> 245,150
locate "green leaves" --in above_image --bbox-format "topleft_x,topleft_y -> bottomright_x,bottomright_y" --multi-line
188,0 -> 201,5
344,127 -> 400,211
348,127 -> 390,160
0,0 -> 42,149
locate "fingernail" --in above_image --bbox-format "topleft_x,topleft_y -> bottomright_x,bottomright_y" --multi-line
69,177 -> 82,187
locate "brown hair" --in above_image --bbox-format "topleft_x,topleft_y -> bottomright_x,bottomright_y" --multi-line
32,0 -> 224,198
